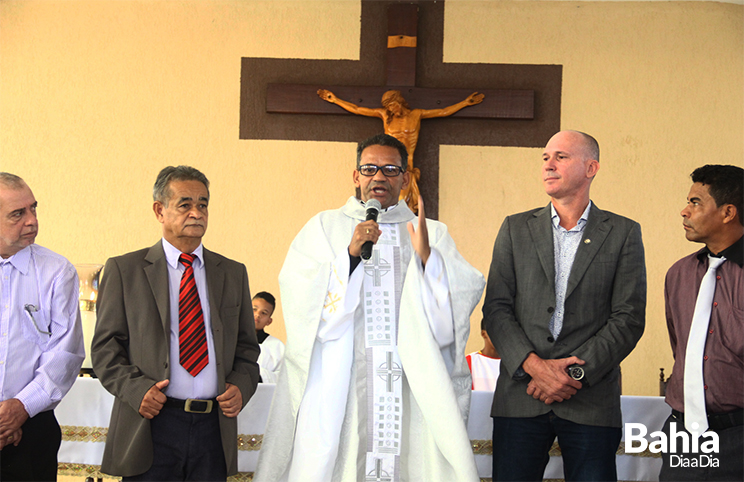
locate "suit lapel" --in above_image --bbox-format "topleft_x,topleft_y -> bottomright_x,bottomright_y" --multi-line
527,205 -> 556,293
144,241 -> 171,340
565,203 -> 611,299
204,249 -> 225,367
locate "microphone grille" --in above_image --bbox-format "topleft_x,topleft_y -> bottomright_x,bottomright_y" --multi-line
365,199 -> 382,212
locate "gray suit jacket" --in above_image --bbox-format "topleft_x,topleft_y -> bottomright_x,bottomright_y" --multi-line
91,241 -> 260,476
483,203 -> 646,427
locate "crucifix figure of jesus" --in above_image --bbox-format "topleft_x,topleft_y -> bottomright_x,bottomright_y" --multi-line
318,88 -> 484,213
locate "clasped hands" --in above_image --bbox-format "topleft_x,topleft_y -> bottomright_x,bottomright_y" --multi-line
139,379 -> 243,419
0,398 -> 28,450
522,352 -> 585,405
349,198 -> 431,266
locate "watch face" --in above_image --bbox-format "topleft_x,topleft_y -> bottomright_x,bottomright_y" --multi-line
569,366 -> 584,381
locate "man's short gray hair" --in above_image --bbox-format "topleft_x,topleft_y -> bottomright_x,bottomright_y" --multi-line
571,131 -> 600,162
0,172 -> 27,190
153,166 -> 210,205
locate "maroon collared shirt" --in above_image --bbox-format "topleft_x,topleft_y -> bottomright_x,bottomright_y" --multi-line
664,236 -> 744,414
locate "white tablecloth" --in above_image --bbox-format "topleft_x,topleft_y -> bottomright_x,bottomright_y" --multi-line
56,378 -> 668,480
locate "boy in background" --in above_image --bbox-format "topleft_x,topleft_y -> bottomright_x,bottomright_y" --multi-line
253,292 -> 285,384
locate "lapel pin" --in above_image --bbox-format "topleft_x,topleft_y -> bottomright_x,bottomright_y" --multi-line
584,239 -> 591,244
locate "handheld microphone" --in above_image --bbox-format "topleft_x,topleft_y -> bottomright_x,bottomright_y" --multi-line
361,199 -> 382,260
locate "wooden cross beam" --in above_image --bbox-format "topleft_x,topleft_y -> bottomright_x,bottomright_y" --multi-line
266,4 -> 534,121
240,0 -> 562,219
265,84 -> 534,120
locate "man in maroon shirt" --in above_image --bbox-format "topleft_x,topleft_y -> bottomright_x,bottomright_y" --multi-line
661,164 -> 743,481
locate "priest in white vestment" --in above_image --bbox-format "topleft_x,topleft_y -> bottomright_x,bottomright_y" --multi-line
254,134 -> 485,482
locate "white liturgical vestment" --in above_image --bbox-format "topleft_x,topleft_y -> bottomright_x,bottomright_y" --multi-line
254,197 -> 484,482
258,334 -> 285,384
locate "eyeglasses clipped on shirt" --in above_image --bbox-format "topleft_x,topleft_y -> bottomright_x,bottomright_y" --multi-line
24,304 -> 51,336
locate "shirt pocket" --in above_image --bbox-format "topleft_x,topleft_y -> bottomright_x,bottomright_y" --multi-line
720,306 -> 744,361
21,306 -> 52,348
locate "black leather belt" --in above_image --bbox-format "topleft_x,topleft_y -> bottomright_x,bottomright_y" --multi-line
672,409 -> 744,431
164,397 -> 216,414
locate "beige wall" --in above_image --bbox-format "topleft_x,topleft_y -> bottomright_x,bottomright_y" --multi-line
1,0 -> 741,396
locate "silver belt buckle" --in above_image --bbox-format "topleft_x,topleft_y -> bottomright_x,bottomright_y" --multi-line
184,398 -> 213,414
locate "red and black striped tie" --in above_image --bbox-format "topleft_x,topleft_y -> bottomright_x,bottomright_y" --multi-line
178,253 -> 208,376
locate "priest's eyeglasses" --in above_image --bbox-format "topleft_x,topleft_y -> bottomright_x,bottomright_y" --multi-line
358,164 -> 405,177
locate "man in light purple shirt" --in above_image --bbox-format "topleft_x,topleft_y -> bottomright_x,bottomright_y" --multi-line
0,172 -> 85,481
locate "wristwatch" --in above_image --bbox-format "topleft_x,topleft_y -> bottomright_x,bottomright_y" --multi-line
568,365 -> 585,382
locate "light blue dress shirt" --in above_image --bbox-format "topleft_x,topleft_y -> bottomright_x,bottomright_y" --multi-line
161,239 -> 219,400
0,244 -> 84,417
549,202 -> 591,339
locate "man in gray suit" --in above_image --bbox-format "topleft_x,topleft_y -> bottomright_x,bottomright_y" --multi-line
92,166 -> 260,481
483,130 -> 646,481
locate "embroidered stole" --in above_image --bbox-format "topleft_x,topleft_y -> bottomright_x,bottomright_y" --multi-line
363,223 -> 403,482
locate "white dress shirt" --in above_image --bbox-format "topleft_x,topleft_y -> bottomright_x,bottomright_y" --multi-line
161,239 -> 218,400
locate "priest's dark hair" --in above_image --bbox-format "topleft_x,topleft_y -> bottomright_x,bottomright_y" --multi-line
253,291 -> 276,313
691,164 -> 744,225
356,134 -> 408,172
153,165 -> 210,205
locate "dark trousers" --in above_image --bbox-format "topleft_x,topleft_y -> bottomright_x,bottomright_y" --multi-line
659,413 -> 744,481
0,410 -> 61,482
123,405 -> 227,482
492,412 -> 621,482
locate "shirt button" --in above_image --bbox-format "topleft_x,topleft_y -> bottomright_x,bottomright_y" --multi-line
703,355 -> 709,361
704,385 -> 708,390
716,275 -> 721,280
713,302 -> 718,307
709,329 -> 714,334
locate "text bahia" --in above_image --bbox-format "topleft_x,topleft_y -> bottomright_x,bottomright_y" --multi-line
624,422 -> 719,454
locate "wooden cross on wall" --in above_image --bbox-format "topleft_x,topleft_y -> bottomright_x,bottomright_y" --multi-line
240,0 -> 562,219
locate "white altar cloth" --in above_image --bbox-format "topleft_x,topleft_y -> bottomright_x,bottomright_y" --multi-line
56,378 -> 668,480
